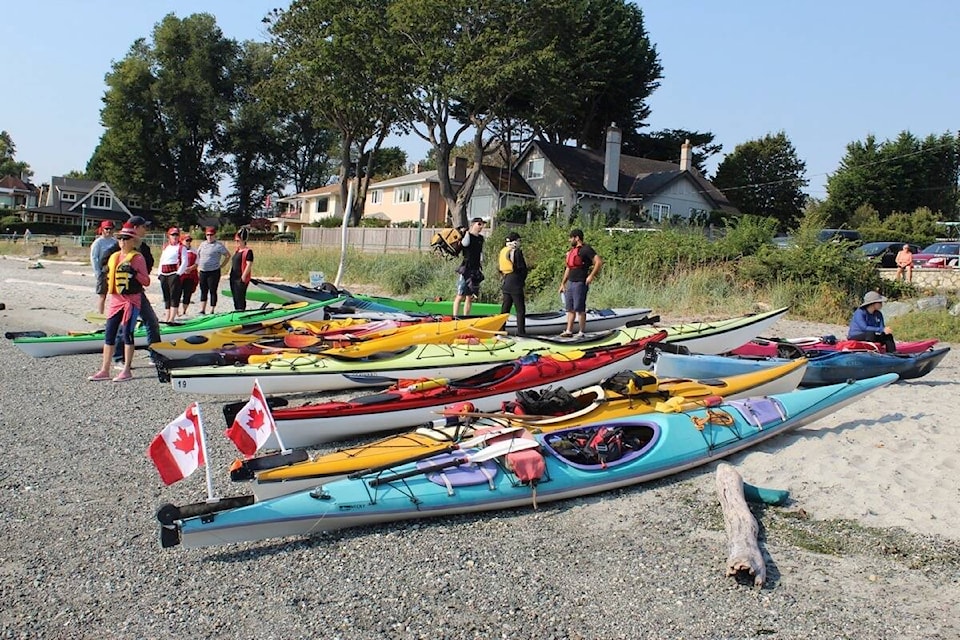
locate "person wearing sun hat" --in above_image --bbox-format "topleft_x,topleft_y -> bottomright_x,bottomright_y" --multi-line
847,290 -> 896,352
196,227 -> 230,315
90,220 -> 119,314
87,223 -> 151,382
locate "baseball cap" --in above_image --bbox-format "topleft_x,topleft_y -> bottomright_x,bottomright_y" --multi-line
167,227 -> 180,235
470,217 -> 485,225
128,216 -> 151,227
99,220 -> 115,230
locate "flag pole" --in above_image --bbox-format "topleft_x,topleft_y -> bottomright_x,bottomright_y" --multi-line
255,378 -> 290,454
194,403 -> 219,502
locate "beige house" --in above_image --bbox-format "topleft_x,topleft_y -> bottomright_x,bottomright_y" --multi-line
362,158 -> 467,226
273,184 -> 345,232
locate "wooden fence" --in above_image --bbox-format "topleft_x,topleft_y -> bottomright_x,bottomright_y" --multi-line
301,226 -> 450,253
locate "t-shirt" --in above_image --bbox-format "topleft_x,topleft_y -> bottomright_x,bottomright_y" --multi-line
566,243 -> 597,282
197,240 -> 231,272
230,248 -> 254,283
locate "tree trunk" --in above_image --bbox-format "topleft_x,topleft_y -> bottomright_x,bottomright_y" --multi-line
716,462 -> 766,588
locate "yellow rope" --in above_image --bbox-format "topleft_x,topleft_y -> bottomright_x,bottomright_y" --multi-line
691,408 -> 735,431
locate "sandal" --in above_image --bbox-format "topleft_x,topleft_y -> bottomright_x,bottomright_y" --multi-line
112,372 -> 133,382
88,371 -> 111,381
559,331 -> 573,338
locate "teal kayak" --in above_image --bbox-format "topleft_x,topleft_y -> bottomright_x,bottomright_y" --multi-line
159,373 -> 897,548
8,299 -> 343,358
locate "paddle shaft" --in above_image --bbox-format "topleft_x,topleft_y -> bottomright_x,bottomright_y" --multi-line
367,438 -> 539,487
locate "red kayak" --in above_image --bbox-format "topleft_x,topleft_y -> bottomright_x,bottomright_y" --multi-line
730,335 -> 938,357
230,332 -> 668,450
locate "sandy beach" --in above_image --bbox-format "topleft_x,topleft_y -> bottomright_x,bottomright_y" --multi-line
1,252 -> 958,638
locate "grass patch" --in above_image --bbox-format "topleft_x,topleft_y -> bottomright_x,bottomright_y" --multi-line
889,309 -> 960,342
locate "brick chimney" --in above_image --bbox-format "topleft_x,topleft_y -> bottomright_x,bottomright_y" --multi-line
680,139 -> 692,171
603,123 -> 621,192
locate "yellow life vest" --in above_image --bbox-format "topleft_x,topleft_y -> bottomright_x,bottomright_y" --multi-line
108,250 -> 144,295
498,246 -> 514,275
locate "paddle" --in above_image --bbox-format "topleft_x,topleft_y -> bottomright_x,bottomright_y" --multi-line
625,314 -> 660,327
346,426 -> 525,480
367,437 -> 541,487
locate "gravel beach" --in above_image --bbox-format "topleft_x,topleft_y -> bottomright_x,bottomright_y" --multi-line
1,254 -> 958,639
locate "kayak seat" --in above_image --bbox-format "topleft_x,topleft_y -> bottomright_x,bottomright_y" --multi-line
726,397 -> 787,429
418,451 -> 498,494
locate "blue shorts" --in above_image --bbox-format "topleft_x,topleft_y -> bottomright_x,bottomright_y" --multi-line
564,281 -> 588,313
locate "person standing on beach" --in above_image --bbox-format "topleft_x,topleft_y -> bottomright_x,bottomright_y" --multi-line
89,220 -> 118,314
452,217 -> 485,317
229,228 -> 254,311
105,216 -> 160,359
179,234 -> 199,316
848,290 -> 897,352
87,224 -> 150,382
157,227 -> 188,322
559,228 -> 602,337
23,228 -> 31,242
499,231 -> 528,335
196,227 -> 230,315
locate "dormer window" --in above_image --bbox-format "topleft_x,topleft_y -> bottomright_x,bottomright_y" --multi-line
61,192 -> 77,202
92,192 -> 112,209
526,158 -> 544,179
126,196 -> 141,209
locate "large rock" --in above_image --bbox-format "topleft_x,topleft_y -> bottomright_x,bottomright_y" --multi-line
882,300 -> 913,319
950,302 -> 960,317
916,295 -> 948,312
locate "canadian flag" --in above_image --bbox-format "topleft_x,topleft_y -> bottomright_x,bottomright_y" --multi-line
225,380 -> 276,457
147,402 -> 205,486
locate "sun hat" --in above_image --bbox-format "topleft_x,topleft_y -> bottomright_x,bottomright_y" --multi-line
167,227 -> 180,235
99,220 -> 115,231
860,291 -> 887,307
116,223 -> 138,238
204,227 -> 217,234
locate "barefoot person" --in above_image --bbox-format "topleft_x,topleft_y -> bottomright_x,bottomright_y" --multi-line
87,224 -> 151,382
895,244 -> 913,282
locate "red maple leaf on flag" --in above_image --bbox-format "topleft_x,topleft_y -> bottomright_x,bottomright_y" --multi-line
245,407 -> 266,431
173,426 -> 197,454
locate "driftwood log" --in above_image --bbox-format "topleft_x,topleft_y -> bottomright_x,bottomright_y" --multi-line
716,463 -> 766,587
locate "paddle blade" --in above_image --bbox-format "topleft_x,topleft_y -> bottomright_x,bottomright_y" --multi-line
283,333 -> 322,349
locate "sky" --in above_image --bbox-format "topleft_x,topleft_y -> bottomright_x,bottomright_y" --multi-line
3,0 -> 958,200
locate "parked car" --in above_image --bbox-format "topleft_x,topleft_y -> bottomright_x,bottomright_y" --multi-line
859,242 -> 921,268
817,228 -> 862,245
912,242 -> 960,268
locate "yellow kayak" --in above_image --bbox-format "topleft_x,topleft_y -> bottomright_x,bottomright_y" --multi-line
248,358 -> 806,499
149,317 -> 376,359
246,314 -> 510,363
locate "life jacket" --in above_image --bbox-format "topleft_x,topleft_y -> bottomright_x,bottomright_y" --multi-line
235,248 -> 252,283
566,246 -> 586,268
108,251 -> 144,295
498,246 -> 514,275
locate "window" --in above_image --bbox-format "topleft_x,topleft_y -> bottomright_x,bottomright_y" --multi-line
469,195 -> 494,218
92,192 -> 112,209
541,197 -> 563,218
315,197 -> 329,214
126,196 -> 141,209
370,190 -> 382,205
61,192 -> 77,202
650,203 -> 670,221
393,186 -> 421,204
526,157 -> 544,179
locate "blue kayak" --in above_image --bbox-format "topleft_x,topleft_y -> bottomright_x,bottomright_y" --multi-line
159,373 -> 896,549
652,347 -> 950,387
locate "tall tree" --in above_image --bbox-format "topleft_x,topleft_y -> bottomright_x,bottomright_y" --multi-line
624,128 -> 721,174
390,0 -> 561,226
0,131 -> 32,179
824,131 -> 960,224
265,0 -> 403,223
223,40 -> 286,222
92,14 -> 239,225
523,0 -> 662,151
712,132 -> 808,228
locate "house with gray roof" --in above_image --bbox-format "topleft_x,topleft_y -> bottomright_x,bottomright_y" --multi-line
24,177 -> 155,231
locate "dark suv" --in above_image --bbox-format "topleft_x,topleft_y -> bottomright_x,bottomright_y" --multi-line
817,229 -> 862,245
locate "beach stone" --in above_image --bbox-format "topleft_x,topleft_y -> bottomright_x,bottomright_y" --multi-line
916,294 -> 948,312
950,302 -> 960,317
882,300 -> 912,318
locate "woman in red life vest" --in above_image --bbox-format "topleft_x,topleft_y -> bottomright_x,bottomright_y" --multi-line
558,228 -> 602,337
229,228 -> 254,311
157,227 -> 188,322
179,234 -> 200,316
